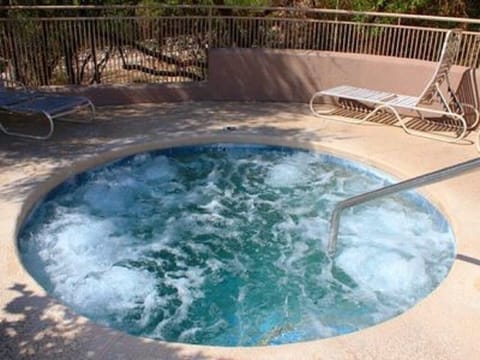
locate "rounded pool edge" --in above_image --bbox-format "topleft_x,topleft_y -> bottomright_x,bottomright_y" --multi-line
17,141 -> 456,347
3,132 -> 479,360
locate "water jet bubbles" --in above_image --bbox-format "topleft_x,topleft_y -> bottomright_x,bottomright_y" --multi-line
142,155 -> 177,182
19,144 -> 455,346
265,153 -> 315,188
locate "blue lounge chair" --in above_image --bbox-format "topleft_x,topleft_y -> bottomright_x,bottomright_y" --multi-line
0,82 -> 95,140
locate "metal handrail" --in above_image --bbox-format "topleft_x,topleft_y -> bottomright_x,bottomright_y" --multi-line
327,157 -> 480,257
2,5 -> 479,87
2,5 -> 480,26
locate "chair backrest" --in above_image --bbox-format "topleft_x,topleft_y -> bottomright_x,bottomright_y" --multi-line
417,29 -> 462,105
0,80 -> 32,106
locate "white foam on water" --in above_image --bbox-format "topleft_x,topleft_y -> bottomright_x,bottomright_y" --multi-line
274,215 -> 328,249
21,147 -> 456,346
265,153 -> 316,188
37,212 -> 124,270
297,217 -> 329,245
266,163 -> 305,188
82,182 -> 135,215
302,311 -> 337,338
275,240 -> 310,277
139,291 -> 168,328
31,211 -> 159,327
206,258 -> 224,272
334,199 -> 454,309
156,266 -> 206,327
199,198 -> 228,215
132,153 -> 152,164
62,265 -> 156,318
142,155 -> 177,181
340,202 -> 453,255
336,246 -> 429,297
228,254 -> 249,275
340,174 -> 384,195
178,327 -> 201,342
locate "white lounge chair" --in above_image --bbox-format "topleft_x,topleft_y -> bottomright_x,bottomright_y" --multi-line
0,82 -> 95,140
309,29 -> 479,143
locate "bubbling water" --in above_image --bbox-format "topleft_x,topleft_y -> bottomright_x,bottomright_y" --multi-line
19,145 -> 455,346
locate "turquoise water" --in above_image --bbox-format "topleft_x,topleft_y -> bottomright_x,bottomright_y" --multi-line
19,145 -> 455,346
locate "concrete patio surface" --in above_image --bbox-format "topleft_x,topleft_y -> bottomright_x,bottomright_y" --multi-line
1,101 -> 480,359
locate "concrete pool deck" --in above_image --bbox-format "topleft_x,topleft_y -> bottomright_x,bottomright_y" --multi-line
1,101 -> 480,359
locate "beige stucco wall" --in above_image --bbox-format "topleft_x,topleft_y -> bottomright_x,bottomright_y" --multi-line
62,48 -> 473,106
207,49 -> 465,102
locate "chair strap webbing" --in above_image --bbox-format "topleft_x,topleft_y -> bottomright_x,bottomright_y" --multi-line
418,29 -> 462,106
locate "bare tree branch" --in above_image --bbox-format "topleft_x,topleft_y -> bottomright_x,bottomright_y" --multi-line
122,64 -> 204,81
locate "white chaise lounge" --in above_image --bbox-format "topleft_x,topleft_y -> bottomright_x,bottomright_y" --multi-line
309,29 -> 479,143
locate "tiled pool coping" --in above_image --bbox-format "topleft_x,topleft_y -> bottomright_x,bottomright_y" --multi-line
1,102 -> 480,359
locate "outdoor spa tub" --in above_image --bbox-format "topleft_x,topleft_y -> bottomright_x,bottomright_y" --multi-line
18,143 -> 455,347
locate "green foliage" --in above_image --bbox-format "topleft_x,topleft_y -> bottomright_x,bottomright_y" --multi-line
332,0 -> 470,17
0,0 -> 476,18
224,0 -> 271,6
1,0 -> 477,86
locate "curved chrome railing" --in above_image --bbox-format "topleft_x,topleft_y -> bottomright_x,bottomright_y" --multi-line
327,157 -> 480,257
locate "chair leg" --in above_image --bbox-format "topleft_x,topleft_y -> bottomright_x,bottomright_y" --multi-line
0,111 -> 54,140
461,103 -> 480,131
309,92 -> 335,115
384,105 -> 469,143
52,101 -> 96,124
310,92 -> 379,125
352,103 -> 468,143
88,101 -> 96,122
310,92 -> 470,143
